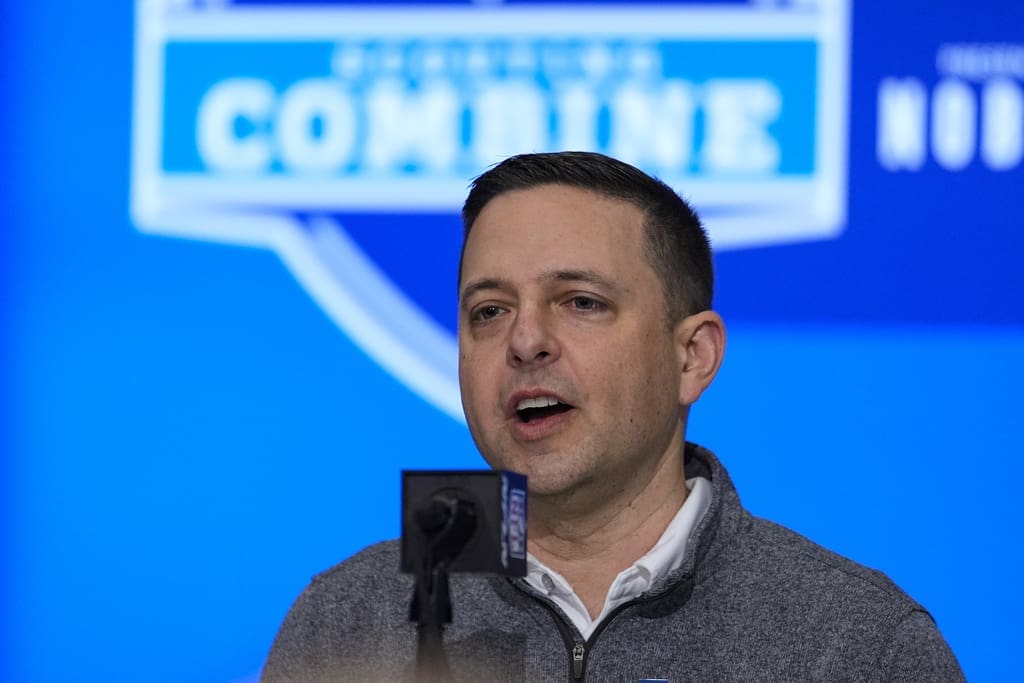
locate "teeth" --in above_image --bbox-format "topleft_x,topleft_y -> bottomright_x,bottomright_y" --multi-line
517,396 -> 561,411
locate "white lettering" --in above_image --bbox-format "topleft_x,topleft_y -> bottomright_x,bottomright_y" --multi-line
553,85 -> 599,151
608,81 -> 695,172
877,78 -> 927,171
471,81 -> 547,167
936,43 -> 1024,80
193,65 -> 802,179
702,79 -> 781,174
196,78 -> 274,173
931,78 -> 976,170
363,79 -> 460,171
981,78 -> 1023,170
276,78 -> 357,173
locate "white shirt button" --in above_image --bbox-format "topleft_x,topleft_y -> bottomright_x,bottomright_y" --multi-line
541,573 -> 555,592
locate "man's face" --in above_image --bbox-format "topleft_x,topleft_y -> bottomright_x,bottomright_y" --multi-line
458,184 -> 686,502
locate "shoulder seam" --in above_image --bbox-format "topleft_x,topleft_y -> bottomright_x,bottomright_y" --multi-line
747,517 -> 921,609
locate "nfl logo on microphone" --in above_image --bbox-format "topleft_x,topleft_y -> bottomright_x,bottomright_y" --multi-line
507,487 -> 527,561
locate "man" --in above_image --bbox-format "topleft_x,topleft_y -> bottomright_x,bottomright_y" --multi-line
262,152 -> 963,681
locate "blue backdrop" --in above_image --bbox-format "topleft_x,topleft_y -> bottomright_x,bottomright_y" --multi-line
2,1 -> 1022,681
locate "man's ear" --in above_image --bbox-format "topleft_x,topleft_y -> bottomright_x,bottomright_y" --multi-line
674,311 -> 726,407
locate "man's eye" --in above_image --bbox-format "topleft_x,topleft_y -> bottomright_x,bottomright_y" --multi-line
473,305 -> 504,321
570,296 -> 603,311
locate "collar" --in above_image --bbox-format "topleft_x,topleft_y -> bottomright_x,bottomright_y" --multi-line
524,476 -> 712,640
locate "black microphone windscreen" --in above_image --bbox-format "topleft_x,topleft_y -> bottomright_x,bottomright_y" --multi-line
401,470 -> 527,577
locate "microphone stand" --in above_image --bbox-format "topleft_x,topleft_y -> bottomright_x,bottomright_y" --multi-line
409,495 -> 477,683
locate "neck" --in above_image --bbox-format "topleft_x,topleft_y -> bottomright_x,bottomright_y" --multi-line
527,436 -> 688,618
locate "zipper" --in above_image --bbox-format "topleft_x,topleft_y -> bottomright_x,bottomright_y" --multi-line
508,580 -> 585,681
508,582 -> 647,681
510,575 -> 695,682
569,599 -> 638,680
572,644 -> 585,679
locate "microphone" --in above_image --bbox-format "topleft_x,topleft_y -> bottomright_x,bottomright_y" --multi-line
400,470 -> 527,682
401,470 -> 527,577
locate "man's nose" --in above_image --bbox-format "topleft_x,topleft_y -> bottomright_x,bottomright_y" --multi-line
507,305 -> 560,368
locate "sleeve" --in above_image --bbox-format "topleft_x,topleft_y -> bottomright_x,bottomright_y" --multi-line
260,579 -> 343,683
876,610 -> 965,682
260,565 -> 416,683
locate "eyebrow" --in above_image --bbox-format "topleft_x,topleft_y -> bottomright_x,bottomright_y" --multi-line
460,269 -> 623,303
543,268 -> 620,292
460,277 -> 509,303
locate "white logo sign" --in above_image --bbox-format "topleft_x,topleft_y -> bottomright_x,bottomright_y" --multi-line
877,42 -> 1024,172
132,0 -> 851,419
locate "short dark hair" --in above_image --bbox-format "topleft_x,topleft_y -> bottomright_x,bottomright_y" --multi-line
460,151 -> 713,322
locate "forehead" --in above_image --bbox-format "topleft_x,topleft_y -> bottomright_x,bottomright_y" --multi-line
461,184 -> 650,286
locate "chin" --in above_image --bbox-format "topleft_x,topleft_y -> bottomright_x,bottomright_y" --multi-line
483,443 -> 586,494
522,467 -> 591,500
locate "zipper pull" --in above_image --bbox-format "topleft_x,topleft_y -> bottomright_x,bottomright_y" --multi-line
572,643 -> 585,679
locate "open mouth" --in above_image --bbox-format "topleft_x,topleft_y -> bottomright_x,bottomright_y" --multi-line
515,396 -> 573,423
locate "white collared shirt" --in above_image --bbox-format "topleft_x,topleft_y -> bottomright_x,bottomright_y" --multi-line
524,476 -> 712,640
